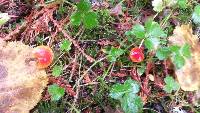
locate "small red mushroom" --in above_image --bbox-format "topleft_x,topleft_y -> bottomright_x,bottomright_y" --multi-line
32,46 -> 54,69
129,47 -> 144,62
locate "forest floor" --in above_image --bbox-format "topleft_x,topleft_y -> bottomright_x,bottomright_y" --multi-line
0,0 -> 200,113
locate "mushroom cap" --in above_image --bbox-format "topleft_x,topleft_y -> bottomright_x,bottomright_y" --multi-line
0,40 -> 48,113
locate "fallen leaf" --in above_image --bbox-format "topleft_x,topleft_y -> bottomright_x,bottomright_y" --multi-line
0,40 -> 48,113
168,25 -> 200,91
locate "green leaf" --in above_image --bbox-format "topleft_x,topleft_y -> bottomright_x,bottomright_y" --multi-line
82,12 -> 98,29
192,5 -> 200,24
156,47 -> 171,60
144,37 -> 160,50
131,24 -> 145,38
109,79 -> 140,99
48,84 -> 65,101
121,93 -> 143,113
107,47 -> 124,62
60,39 -> 72,52
70,0 -> 98,29
180,43 -> 191,58
70,11 -> 82,26
169,45 -> 181,53
110,79 -> 143,113
163,76 -> 180,93
109,83 -> 129,99
137,66 -> 145,76
77,0 -> 91,13
177,0 -> 188,9
145,19 -> 167,38
172,53 -> 185,69
0,13 -> 10,26
52,65 -> 63,77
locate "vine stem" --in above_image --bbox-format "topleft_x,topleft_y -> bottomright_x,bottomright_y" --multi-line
74,56 -> 107,89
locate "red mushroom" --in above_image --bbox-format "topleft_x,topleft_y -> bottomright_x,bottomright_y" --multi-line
33,46 -> 54,69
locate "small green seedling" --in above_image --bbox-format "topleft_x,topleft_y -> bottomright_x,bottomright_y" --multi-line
48,84 -> 65,101
60,39 -> 72,52
52,65 -> 63,77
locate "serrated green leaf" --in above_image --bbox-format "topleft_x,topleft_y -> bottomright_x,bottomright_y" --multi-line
109,79 -> 140,99
137,66 -> 145,76
109,83 -> 129,99
52,65 -> 63,77
83,12 -> 98,29
107,47 -> 124,62
144,37 -> 160,50
156,47 -> 171,60
121,93 -> 143,113
110,79 -> 143,113
178,0 -> 188,9
124,79 -> 140,93
0,13 -> 10,26
48,84 -> 65,101
145,19 -> 166,38
77,0 -> 91,13
172,53 -> 185,69
181,43 -> 191,58
169,45 -> 181,53
192,5 -> 200,24
163,76 -> 180,93
60,39 -> 72,52
131,24 -> 145,38
70,11 -> 82,26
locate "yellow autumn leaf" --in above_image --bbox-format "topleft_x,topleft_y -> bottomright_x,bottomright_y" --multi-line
0,40 -> 48,113
168,24 -> 200,91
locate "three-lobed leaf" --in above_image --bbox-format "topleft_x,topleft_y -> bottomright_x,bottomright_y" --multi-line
70,0 -> 98,29
126,19 -> 166,51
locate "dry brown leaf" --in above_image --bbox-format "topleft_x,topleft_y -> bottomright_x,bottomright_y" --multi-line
0,40 -> 48,113
168,24 -> 200,91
